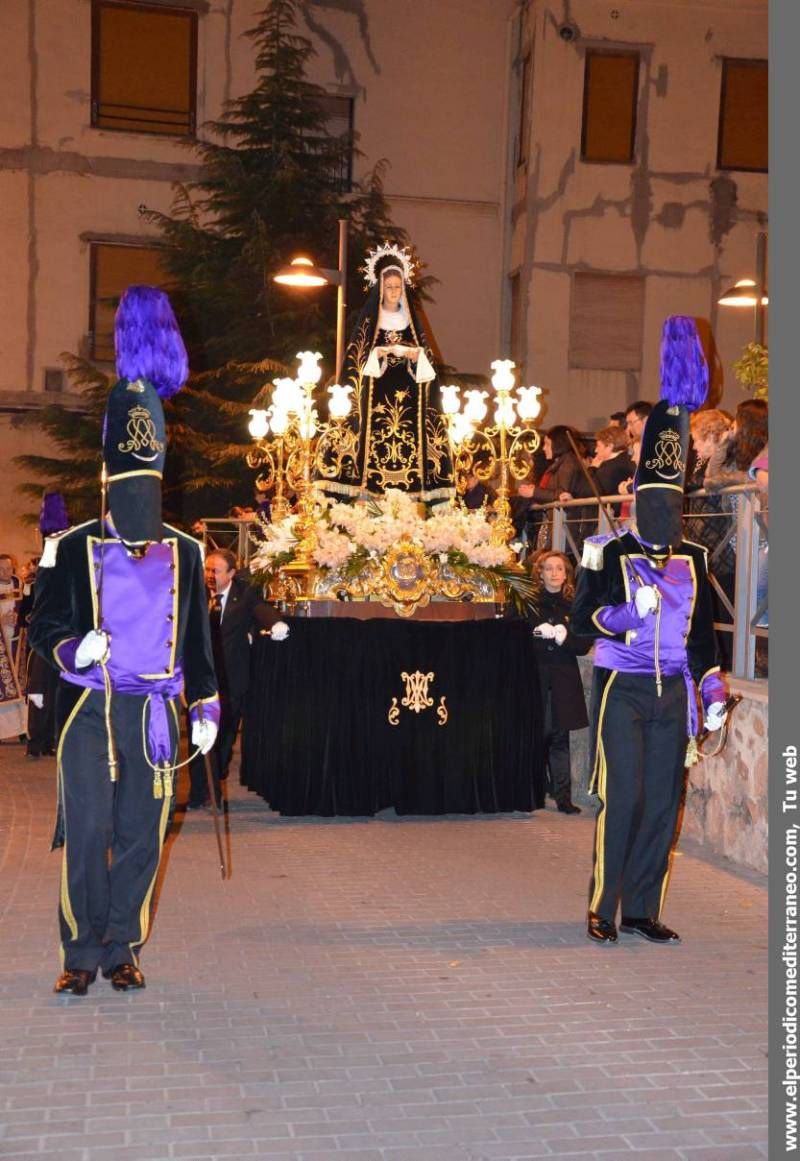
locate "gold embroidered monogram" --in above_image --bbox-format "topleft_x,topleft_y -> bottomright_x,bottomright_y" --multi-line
644,427 -> 684,480
387,672 -> 449,725
118,406 -> 164,461
401,670 -> 435,713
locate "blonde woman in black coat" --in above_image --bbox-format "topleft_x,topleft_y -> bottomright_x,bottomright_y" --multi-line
529,551 -> 591,813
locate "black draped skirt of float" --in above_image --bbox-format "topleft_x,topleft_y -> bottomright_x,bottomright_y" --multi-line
241,618 -> 545,816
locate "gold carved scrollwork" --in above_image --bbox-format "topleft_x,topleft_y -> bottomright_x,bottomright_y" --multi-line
437,696 -> 448,726
388,697 -> 400,726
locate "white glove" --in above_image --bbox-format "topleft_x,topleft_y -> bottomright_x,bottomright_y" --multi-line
270,621 -> 290,641
28,693 -> 44,710
704,701 -> 727,732
634,585 -> 659,617
534,623 -> 556,639
191,719 -> 218,755
552,624 -> 568,646
75,629 -> 110,667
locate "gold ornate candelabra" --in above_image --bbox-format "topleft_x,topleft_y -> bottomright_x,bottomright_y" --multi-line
247,351 -> 358,575
441,360 -> 542,544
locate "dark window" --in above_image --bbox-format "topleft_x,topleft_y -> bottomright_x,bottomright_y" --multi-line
516,53 -> 532,168
318,94 -> 355,193
569,272 -> 645,371
718,59 -> 768,172
91,1 -> 197,136
44,368 -> 65,393
89,243 -> 172,362
581,50 -> 639,164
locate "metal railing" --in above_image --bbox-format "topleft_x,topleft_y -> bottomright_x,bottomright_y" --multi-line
537,483 -> 767,681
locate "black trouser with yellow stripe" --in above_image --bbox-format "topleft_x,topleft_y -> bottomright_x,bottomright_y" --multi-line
56,688 -> 178,973
588,670 -> 688,923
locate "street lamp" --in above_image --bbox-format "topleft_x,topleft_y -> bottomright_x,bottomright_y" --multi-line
273,219 -> 349,381
718,229 -> 768,345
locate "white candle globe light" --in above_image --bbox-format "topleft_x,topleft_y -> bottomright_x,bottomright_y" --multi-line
272,377 -> 302,413
248,409 -> 269,439
494,397 -> 516,429
451,412 -> 475,444
490,359 -> 516,393
296,350 -> 323,385
517,385 -> 542,421
440,384 -> 461,415
269,406 -> 290,436
463,389 -> 489,423
327,383 -> 353,419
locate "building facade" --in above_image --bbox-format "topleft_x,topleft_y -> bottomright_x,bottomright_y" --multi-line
0,0 -> 767,558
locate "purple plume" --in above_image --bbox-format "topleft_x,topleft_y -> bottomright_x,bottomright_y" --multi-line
39,492 -> 70,536
114,285 -> 188,400
659,315 -> 709,411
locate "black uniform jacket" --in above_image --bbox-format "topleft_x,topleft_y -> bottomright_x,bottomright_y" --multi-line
29,520 -> 218,718
570,532 -> 720,687
214,574 -> 279,703
530,589 -> 591,731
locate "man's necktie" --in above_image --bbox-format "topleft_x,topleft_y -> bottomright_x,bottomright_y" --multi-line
210,592 -> 223,629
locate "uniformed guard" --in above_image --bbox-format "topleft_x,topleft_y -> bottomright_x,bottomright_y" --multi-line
572,316 -> 728,946
30,285 -> 220,995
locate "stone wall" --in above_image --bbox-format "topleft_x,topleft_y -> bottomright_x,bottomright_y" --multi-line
681,678 -> 768,874
571,660 -> 768,875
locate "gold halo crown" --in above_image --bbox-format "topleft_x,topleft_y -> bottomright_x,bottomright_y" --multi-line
363,242 -> 416,288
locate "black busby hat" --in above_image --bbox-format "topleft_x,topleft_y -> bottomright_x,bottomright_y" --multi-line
103,376 -> 166,543
103,286 -> 188,544
634,316 -> 709,550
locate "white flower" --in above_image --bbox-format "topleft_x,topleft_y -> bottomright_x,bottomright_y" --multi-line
312,528 -> 356,570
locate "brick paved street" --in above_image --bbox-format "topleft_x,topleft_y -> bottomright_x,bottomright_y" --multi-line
0,737 -> 767,1161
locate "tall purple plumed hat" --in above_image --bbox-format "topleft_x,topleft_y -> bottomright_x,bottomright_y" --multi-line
103,286 -> 188,543
634,316 -> 709,550
39,493 -> 70,537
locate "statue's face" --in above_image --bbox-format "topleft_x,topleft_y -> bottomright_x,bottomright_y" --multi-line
382,273 -> 403,310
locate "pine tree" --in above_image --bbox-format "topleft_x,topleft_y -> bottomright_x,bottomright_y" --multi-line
17,0 -> 420,525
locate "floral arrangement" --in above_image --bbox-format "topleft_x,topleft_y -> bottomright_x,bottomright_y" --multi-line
249,489 -> 536,613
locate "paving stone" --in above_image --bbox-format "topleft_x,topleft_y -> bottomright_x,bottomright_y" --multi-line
0,744 -> 767,1160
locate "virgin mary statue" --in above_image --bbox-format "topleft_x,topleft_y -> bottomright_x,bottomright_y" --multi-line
321,243 -> 454,503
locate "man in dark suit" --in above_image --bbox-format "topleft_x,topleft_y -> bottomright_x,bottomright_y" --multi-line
188,549 -> 287,808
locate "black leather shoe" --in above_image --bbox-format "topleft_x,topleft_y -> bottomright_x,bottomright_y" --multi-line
620,917 -> 681,943
587,913 -> 617,944
187,797 -> 209,811
54,968 -> 96,995
103,963 -> 146,991
557,801 -> 581,814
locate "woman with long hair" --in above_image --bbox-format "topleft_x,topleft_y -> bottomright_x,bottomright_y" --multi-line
527,549 -> 591,813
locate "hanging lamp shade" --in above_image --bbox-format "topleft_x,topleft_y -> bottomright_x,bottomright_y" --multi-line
273,255 -> 329,287
718,278 -> 769,307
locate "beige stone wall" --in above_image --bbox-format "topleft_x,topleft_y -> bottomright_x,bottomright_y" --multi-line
682,678 -> 768,874
512,0 -> 768,427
